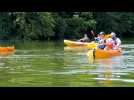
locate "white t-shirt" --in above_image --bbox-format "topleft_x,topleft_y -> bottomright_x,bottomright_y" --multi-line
115,38 -> 121,47
106,37 -> 121,49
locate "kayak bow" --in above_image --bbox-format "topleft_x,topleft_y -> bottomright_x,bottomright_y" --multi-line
64,40 -> 98,49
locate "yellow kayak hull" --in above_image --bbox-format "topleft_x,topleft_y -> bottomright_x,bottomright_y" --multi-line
87,48 -> 122,59
64,40 -> 98,49
64,34 -> 111,48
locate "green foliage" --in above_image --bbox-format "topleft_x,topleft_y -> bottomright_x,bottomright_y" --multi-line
0,12 -> 133,40
65,17 -> 84,38
94,12 -> 134,37
14,12 -> 56,40
64,12 -> 96,39
54,16 -> 66,39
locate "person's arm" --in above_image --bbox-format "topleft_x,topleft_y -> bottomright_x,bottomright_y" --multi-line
116,38 -> 121,47
113,38 -> 121,49
78,34 -> 89,42
91,30 -> 95,37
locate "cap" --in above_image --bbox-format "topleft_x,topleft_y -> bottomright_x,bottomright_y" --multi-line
111,32 -> 116,37
99,32 -> 105,35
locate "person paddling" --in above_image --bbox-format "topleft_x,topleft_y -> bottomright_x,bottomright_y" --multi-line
104,32 -> 121,50
110,32 -> 121,49
78,30 -> 95,42
97,32 -> 106,49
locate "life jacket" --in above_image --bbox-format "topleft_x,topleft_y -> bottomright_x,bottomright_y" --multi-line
106,38 -> 114,49
106,42 -> 113,49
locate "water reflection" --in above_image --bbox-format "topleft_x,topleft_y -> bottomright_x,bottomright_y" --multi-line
94,59 -> 113,87
0,41 -> 64,87
63,43 -> 134,86
90,54 -> 134,86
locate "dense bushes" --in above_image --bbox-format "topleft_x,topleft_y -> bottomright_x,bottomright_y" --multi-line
0,12 -> 134,40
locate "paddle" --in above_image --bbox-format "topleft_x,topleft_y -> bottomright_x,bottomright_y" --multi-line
87,48 -> 96,63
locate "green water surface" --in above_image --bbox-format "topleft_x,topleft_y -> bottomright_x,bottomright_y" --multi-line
0,39 -> 134,87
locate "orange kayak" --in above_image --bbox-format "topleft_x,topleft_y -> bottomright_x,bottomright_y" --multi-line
0,47 -> 15,56
87,48 -> 122,59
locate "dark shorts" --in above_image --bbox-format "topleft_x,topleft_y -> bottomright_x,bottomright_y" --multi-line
97,45 -> 105,49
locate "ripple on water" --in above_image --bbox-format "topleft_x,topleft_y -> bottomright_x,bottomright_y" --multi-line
50,69 -> 90,75
121,44 -> 134,49
93,78 -> 134,83
3,54 -> 53,59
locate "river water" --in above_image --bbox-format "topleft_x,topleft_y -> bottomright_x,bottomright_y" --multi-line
0,41 -> 64,87
64,39 -> 134,87
0,39 -> 134,87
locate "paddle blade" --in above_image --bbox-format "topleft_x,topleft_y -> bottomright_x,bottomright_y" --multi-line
87,50 -> 94,64
86,43 -> 98,49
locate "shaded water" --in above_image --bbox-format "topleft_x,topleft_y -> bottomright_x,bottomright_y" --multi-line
0,39 -> 134,87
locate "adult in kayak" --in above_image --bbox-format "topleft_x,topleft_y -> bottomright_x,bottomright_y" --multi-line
111,32 -> 121,49
78,33 -> 89,42
78,30 -> 96,42
97,32 -> 106,49
104,32 -> 121,50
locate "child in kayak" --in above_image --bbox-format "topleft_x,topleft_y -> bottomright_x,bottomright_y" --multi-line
104,38 -> 114,50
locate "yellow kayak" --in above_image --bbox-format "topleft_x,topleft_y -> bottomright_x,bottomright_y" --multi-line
64,34 -> 111,49
64,40 -> 98,49
87,48 -> 122,59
